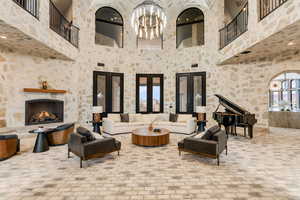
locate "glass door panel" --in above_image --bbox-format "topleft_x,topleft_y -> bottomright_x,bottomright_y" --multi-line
139,77 -> 148,113
152,77 -> 161,112
112,76 -> 121,112
193,75 -> 202,111
179,76 -> 188,113
96,75 -> 106,112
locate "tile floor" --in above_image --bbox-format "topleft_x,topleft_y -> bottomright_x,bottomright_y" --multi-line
0,128 -> 300,200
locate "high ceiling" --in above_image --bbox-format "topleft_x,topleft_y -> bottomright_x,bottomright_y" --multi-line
90,0 -> 216,14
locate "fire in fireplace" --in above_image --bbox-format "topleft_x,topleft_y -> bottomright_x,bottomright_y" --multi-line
30,111 -> 59,123
25,99 -> 64,125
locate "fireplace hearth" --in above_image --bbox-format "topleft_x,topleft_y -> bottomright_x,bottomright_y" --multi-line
25,99 -> 64,125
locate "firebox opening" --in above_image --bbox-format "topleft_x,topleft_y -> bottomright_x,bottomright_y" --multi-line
25,99 -> 64,126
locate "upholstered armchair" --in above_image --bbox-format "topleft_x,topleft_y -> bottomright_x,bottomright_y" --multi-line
178,125 -> 227,165
47,123 -> 75,146
0,134 -> 20,161
68,127 -> 121,168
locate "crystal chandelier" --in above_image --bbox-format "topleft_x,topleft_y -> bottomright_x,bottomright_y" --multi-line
131,0 -> 167,40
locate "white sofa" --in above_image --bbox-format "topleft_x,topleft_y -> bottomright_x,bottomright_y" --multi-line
103,113 -> 197,135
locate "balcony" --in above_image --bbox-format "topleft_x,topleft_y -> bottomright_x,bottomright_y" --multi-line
49,1 -> 79,48
219,2 -> 248,49
260,0 -> 288,20
12,0 -> 39,19
218,0 -> 298,65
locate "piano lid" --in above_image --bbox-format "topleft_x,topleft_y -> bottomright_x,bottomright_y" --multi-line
215,94 -> 249,115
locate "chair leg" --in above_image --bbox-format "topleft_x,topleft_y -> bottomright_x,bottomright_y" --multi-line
226,146 -> 228,156
80,157 -> 83,168
118,151 -> 120,156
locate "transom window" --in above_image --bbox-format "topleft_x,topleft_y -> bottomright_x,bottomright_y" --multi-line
269,72 -> 300,112
176,8 -> 204,48
95,7 -> 123,48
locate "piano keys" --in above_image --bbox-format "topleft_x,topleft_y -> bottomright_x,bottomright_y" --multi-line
213,94 -> 257,138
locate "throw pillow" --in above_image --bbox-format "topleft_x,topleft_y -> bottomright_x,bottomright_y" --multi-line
169,113 -> 178,122
120,113 -> 129,122
77,127 -> 95,142
201,125 -> 221,140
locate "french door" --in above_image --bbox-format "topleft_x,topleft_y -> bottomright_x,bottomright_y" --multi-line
136,74 -> 164,113
176,72 -> 206,114
93,71 -> 124,113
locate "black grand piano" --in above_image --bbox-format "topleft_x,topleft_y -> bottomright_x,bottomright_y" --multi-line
213,94 -> 257,138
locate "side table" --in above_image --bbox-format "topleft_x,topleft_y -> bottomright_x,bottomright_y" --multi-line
197,120 -> 207,133
29,128 -> 54,153
92,121 -> 102,134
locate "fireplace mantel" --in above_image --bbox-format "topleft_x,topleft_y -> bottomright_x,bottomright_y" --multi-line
23,88 -> 67,94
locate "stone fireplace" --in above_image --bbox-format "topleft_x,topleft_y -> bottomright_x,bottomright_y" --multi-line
25,99 -> 64,125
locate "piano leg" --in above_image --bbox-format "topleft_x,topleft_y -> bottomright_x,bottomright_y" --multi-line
225,126 -> 230,138
248,125 -> 253,139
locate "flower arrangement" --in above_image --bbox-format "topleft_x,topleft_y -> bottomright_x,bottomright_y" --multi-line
148,117 -> 159,131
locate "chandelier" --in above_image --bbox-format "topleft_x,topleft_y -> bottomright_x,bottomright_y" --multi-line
131,0 -> 167,40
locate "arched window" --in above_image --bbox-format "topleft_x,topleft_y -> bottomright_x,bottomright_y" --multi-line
269,72 -> 300,111
95,7 -> 123,48
176,8 -> 204,48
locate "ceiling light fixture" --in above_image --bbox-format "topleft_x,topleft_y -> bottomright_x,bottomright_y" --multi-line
0,35 -> 7,39
131,0 -> 167,40
288,42 -> 295,46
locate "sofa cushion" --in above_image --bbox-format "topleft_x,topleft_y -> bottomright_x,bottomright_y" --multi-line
114,122 -> 132,127
169,113 -> 178,122
130,114 -> 142,122
201,125 -> 221,140
177,114 -> 192,122
107,114 -> 121,122
77,127 -> 95,142
120,113 -> 129,122
128,122 -> 146,126
142,114 -> 159,122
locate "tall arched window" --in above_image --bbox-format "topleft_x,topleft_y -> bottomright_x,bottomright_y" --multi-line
95,7 -> 123,48
269,72 -> 300,111
176,8 -> 204,48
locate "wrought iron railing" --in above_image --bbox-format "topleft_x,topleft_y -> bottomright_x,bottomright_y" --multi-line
219,3 -> 248,49
12,0 -> 39,19
260,0 -> 288,20
49,1 -> 79,48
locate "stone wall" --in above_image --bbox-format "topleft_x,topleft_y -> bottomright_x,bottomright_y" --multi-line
0,47 -> 79,129
0,0 -> 300,135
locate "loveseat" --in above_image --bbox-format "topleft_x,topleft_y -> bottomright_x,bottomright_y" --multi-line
103,113 -> 197,135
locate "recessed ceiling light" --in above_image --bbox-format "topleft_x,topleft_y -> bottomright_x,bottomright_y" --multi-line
0,35 -> 7,39
288,42 -> 295,46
